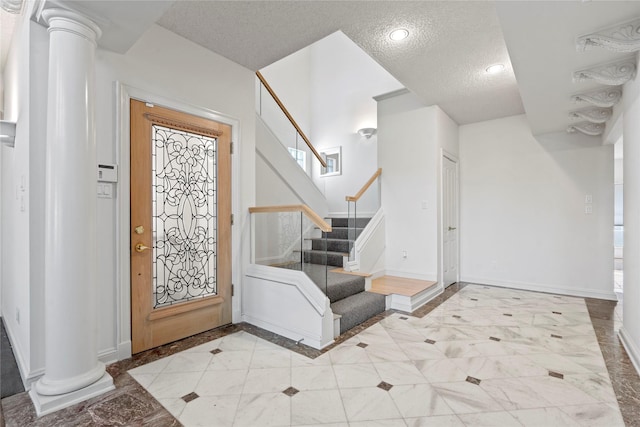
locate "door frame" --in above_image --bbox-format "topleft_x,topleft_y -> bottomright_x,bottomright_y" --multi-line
115,82 -> 241,360
440,149 -> 460,288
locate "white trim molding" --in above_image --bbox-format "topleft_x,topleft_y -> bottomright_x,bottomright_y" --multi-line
566,121 -> 605,136
386,283 -> 442,313
577,18 -> 640,53
568,107 -> 613,124
116,82 -> 242,361
460,276 -> 618,301
574,58 -> 637,86
619,327 -> 640,376
572,86 -> 622,108
243,264 -> 334,349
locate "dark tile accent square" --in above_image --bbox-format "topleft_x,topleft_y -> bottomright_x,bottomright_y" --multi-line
283,387 -> 299,396
551,334 -> 563,339
470,298 -> 478,301
466,376 -> 481,385
377,381 -> 393,391
181,392 -> 199,403
210,348 -> 223,355
452,315 -> 461,319
489,336 -> 501,342
357,342 -> 369,348
503,313 -> 513,317
399,316 -> 409,320
552,311 -> 562,315
425,339 -> 436,344
549,371 -> 564,379
513,297 -> 521,300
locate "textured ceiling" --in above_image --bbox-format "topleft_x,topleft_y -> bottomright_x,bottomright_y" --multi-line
157,1 -> 524,125
495,1 -> 640,135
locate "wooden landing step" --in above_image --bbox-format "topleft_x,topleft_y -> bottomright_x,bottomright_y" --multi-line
368,276 -> 439,313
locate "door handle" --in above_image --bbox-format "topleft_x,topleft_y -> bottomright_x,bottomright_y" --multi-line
448,226 -> 457,231
135,243 -> 151,253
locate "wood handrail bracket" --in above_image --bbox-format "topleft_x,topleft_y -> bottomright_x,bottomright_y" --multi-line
346,168 -> 382,202
256,71 -> 327,168
249,204 -> 332,232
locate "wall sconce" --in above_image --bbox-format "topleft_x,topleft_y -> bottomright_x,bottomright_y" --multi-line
357,127 -> 377,139
0,121 -> 17,147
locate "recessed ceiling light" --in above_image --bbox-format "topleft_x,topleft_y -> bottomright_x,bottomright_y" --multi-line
486,64 -> 505,74
389,28 -> 409,41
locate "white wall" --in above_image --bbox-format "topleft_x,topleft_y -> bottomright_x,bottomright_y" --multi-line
96,24 -> 255,357
620,54 -> 640,373
310,32 -> 403,215
260,31 -> 403,216
377,91 -> 458,281
459,114 -> 615,300
2,20 -> 256,384
1,4 -> 50,384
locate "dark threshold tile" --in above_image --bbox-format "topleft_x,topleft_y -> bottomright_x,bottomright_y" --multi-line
399,316 -> 408,320
503,313 -> 513,317
425,339 -> 436,345
210,348 -> 223,355
551,334 -> 563,339
549,371 -> 564,379
552,311 -> 562,315
356,342 -> 369,348
452,315 -> 461,319
489,337 -> 501,342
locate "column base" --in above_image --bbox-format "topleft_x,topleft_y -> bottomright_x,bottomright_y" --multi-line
29,373 -> 115,417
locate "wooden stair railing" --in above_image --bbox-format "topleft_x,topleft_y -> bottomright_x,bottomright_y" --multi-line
256,71 -> 327,168
345,168 -> 382,202
249,204 -> 332,232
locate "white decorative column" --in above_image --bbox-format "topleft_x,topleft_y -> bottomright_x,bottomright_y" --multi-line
29,8 -> 114,416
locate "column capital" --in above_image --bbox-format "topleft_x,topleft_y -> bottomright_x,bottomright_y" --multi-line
41,8 -> 101,44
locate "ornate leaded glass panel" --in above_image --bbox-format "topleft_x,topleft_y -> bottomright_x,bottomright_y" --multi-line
151,124 -> 218,308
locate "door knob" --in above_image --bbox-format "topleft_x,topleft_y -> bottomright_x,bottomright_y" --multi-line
448,226 -> 457,231
135,243 -> 151,253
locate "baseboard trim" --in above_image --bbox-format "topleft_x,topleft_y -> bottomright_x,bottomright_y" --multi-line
619,327 -> 640,377
2,319 -> 45,390
460,276 -> 618,301
388,283 -> 443,313
117,341 -> 132,361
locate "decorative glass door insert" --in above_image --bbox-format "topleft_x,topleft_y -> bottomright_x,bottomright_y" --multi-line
151,125 -> 218,307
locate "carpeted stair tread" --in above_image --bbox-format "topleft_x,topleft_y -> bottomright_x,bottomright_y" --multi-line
288,263 -> 367,303
329,217 -> 372,228
322,227 -> 364,240
331,292 -> 386,334
297,249 -> 349,256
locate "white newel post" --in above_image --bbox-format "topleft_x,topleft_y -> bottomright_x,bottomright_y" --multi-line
29,8 -> 115,416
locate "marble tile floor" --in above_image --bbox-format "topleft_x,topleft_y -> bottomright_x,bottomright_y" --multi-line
2,283 -> 639,426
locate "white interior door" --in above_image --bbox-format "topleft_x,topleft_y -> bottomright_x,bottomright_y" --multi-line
443,155 -> 459,287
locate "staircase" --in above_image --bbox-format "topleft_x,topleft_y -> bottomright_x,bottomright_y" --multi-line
301,217 -> 386,335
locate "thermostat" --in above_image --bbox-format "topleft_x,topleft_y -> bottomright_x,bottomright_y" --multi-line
98,164 -> 118,182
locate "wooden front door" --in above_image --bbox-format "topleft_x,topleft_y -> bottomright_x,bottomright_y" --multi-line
130,99 -> 232,354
